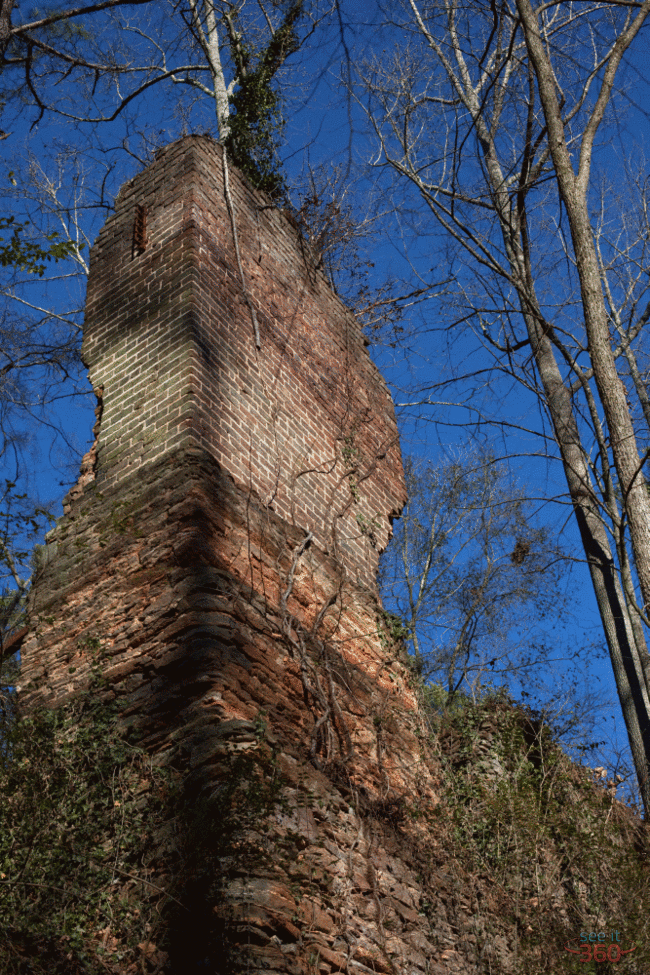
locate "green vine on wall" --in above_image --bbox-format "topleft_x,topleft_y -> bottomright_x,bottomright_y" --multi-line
0,660 -> 292,974
355,512 -> 382,547
376,607 -> 412,654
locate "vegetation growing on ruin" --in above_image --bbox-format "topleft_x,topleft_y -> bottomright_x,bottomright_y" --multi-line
0,667 -> 291,974
0,683 -> 179,974
411,684 -> 650,973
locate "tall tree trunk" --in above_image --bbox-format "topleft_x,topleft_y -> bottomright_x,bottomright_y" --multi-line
516,0 -> 650,613
527,316 -> 650,815
513,0 -> 650,813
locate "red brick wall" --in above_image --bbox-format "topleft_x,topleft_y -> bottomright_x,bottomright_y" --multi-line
81,135 -> 406,590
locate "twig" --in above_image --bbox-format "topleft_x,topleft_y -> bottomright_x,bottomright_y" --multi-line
221,145 -> 261,350
113,867 -> 190,912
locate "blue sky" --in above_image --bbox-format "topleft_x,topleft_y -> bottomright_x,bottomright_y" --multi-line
2,0 -> 650,809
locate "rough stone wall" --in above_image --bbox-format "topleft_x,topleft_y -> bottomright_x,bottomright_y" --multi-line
19,449 -> 454,973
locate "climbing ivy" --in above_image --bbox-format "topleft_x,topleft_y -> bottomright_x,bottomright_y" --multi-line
223,1 -> 305,201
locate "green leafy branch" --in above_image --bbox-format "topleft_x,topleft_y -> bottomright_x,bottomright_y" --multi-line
376,607 -> 412,652
0,210 -> 82,278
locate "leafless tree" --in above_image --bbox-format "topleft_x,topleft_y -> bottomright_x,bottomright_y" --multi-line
353,0 -> 650,814
378,447 -> 610,742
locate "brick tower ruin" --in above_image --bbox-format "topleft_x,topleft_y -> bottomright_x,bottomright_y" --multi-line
19,134 -> 409,704
13,132 -> 650,974
16,135 -> 454,972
